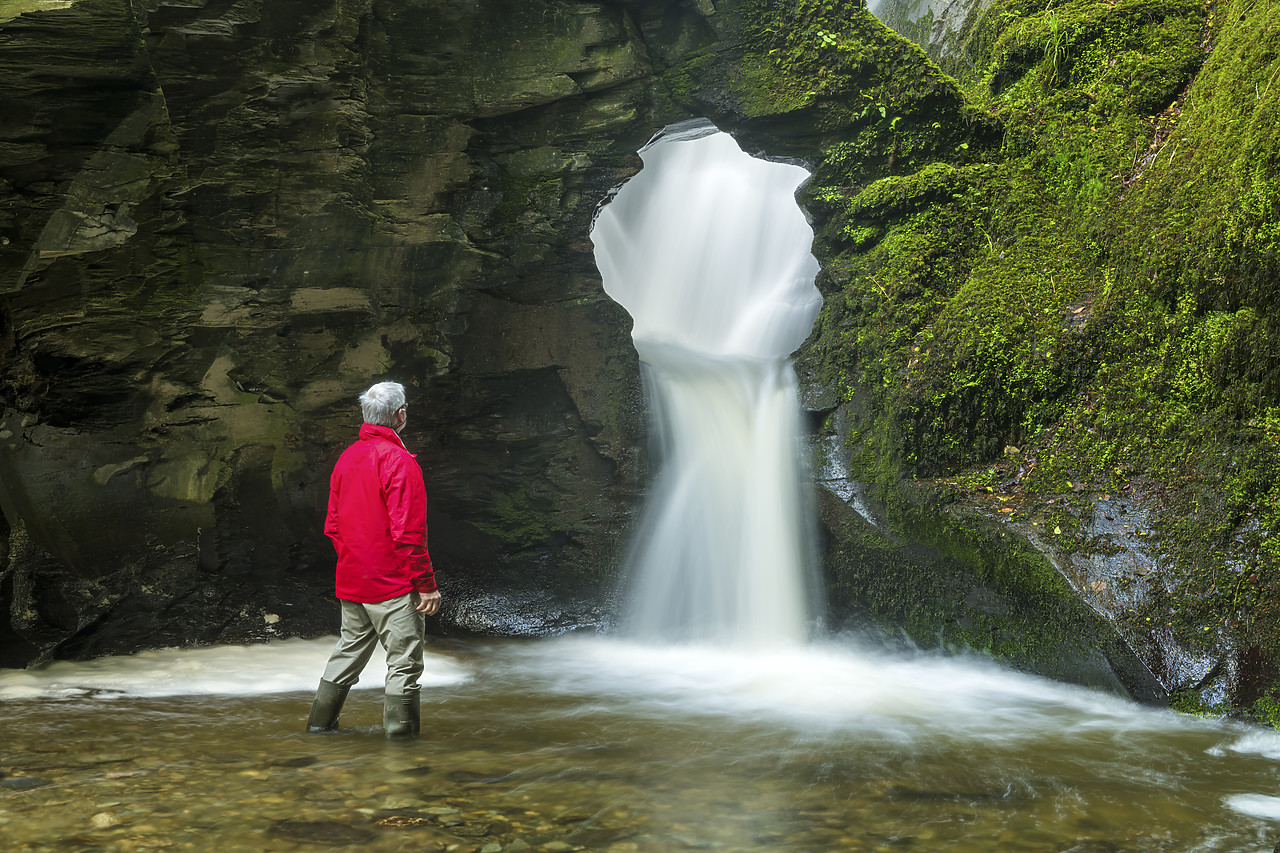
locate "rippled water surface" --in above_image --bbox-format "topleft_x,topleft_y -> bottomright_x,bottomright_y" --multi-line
3,637 -> 1280,852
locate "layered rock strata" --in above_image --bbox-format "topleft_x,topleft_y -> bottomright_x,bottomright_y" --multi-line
0,0 -> 676,661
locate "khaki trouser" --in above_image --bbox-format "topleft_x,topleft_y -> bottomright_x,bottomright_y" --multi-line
321,593 -> 425,697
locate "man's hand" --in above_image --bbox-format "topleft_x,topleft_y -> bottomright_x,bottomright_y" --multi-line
416,590 -> 442,615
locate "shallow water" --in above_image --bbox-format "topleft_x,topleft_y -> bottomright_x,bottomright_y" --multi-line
3,637 -> 1279,852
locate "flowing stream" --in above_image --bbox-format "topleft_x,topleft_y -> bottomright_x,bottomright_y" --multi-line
5,124 -> 1280,851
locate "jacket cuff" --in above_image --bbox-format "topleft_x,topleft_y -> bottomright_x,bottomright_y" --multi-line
395,542 -> 438,593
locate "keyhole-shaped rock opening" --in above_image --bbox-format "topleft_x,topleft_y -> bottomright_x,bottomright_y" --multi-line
591,120 -> 824,646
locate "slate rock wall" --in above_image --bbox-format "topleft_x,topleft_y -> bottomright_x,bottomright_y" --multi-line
0,0 -> 708,662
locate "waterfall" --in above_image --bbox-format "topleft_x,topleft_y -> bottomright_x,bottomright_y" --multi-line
591,120 -> 823,646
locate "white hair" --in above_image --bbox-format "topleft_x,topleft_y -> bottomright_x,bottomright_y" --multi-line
359,381 -> 406,426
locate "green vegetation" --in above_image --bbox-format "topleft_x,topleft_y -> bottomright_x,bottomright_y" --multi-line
471,482 -> 565,550
695,0 -> 1280,711
0,0 -> 73,21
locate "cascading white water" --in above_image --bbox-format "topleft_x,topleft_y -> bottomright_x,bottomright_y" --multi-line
591,121 -> 823,646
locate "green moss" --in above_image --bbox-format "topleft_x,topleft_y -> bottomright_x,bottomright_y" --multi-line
1251,694 -> 1280,728
782,0 -> 1280,706
657,51 -> 725,112
1170,688 -> 1225,717
0,0 -> 73,20
806,0 -> 1217,480
848,162 -> 967,217
472,484 -> 564,550
490,171 -> 564,233
738,51 -> 820,117
823,483 -> 1146,691
977,0 -> 1204,100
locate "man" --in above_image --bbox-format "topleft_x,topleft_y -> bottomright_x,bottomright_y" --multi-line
305,381 -> 442,738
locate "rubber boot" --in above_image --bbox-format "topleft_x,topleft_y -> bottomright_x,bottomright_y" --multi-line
383,692 -> 420,739
305,679 -> 350,732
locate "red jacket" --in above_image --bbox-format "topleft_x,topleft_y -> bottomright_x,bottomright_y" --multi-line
324,423 -> 437,603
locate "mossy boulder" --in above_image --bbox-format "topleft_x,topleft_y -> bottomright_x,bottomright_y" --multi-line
797,0 -> 1280,716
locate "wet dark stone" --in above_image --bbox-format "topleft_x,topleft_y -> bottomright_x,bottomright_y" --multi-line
397,764 -> 433,776
447,769 -> 514,784
270,756 -> 319,768
265,820 -> 375,845
566,825 -> 635,847
1,776 -> 51,790
882,784 -> 1013,803
1056,841 -> 1123,853
666,835 -> 718,849
450,824 -> 491,837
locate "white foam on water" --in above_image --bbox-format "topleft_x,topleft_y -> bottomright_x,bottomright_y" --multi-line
1222,728 -> 1280,760
0,637 -> 469,699
499,636 -> 1214,745
1225,794 -> 1280,821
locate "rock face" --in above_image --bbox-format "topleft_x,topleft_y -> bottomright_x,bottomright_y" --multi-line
0,0 -> 1220,709
0,0 -> 685,662
871,0 -> 997,59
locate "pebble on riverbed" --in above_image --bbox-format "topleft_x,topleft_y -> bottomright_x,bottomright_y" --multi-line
266,819 -> 375,844
377,814 -> 435,827
1,777 -> 51,790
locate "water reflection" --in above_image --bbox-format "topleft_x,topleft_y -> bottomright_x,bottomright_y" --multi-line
3,638 -> 1280,851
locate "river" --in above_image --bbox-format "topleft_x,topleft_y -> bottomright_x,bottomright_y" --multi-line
3,636 -> 1280,851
